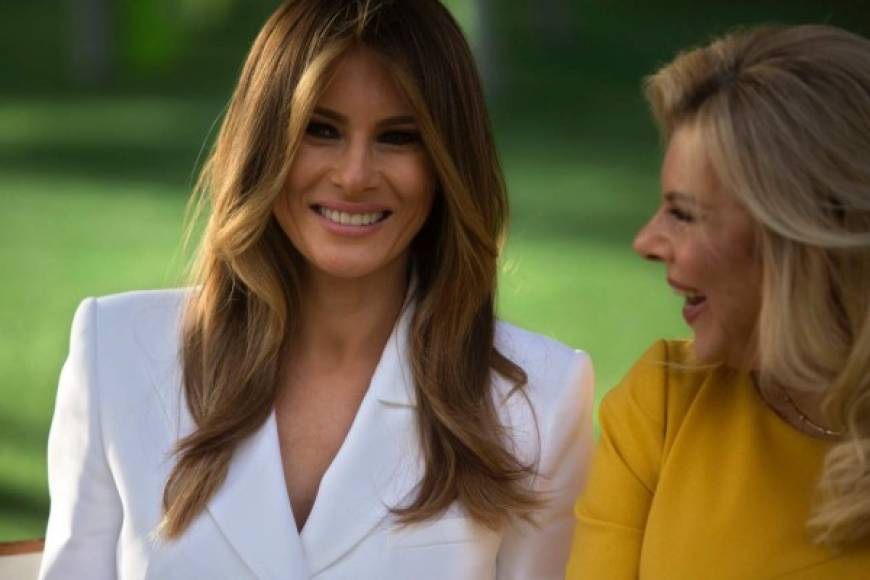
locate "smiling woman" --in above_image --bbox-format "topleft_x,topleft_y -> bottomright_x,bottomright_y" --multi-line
632,122 -> 761,367
568,24 -> 870,580
274,46 -> 436,283
38,1 -> 594,579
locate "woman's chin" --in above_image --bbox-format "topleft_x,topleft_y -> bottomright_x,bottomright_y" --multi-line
303,252 -> 409,285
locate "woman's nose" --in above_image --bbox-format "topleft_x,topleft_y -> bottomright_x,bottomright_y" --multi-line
633,216 -> 670,262
331,138 -> 377,195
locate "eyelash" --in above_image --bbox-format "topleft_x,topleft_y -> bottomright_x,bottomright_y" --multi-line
378,130 -> 421,146
668,207 -> 695,223
305,121 -> 339,140
304,122 -> 421,146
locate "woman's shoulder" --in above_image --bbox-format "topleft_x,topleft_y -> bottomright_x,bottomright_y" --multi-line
494,320 -> 592,407
493,321 -> 594,473
75,288 -> 189,331
495,320 -> 588,374
601,339 -> 714,429
62,288 -> 194,440
69,288 -> 191,365
621,338 -> 698,382
83,287 -> 190,317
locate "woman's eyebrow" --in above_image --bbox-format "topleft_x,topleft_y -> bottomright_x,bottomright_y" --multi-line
664,190 -> 708,208
378,115 -> 417,127
312,107 -> 346,122
664,190 -> 692,203
312,107 -> 417,128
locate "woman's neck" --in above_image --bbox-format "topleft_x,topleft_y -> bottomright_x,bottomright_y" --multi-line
290,263 -> 410,367
752,372 -> 841,440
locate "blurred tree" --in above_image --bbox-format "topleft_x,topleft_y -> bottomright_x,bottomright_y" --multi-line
69,0 -> 113,86
119,0 -> 184,75
444,0 -> 499,96
179,0 -> 236,29
537,0 -> 572,43
471,0 -> 497,95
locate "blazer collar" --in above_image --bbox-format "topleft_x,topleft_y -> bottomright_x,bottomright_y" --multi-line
139,299 -> 309,578
142,295 -> 423,578
146,374 -> 309,576
370,300 -> 417,407
373,273 -> 418,406
300,300 -> 422,575
206,413 -> 310,579
136,297 -> 195,440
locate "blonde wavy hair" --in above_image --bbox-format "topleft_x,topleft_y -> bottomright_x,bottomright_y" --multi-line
645,24 -> 870,547
161,0 -> 538,539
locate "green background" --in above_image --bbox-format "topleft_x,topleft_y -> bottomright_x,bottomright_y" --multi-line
2,0 -> 869,541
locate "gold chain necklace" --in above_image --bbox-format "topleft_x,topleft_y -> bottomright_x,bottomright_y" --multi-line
776,386 -> 843,439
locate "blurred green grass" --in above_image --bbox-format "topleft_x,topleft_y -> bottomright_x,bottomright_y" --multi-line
0,95 -> 685,540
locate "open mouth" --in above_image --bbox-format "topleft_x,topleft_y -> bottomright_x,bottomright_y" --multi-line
669,280 -> 708,323
670,280 -> 706,306
684,293 -> 706,307
312,204 -> 391,227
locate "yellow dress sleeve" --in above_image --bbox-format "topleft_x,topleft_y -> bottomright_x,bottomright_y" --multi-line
565,340 -> 671,579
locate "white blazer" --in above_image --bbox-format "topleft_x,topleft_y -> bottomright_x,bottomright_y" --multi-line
39,289 -> 594,580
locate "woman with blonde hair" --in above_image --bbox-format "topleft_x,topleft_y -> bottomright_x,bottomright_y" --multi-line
39,1 -> 594,578
568,24 -> 870,579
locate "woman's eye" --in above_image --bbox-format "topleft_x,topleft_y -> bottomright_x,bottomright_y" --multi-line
305,121 -> 339,139
668,207 -> 695,223
378,130 -> 421,146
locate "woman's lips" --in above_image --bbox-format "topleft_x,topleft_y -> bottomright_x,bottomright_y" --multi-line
314,204 -> 388,226
310,203 -> 392,237
669,278 -> 707,325
682,296 -> 708,324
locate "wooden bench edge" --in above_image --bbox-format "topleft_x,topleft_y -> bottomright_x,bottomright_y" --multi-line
0,539 -> 45,556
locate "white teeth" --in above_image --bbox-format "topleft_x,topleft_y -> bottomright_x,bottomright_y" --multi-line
672,287 -> 704,301
317,206 -> 386,226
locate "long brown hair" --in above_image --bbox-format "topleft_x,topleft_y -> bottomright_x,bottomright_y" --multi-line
161,0 -> 538,539
645,25 -> 870,546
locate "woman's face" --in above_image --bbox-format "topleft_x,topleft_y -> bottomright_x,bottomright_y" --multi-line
274,45 -> 436,283
633,123 -> 762,367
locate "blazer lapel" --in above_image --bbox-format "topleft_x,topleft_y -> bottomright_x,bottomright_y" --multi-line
300,304 -> 422,576
136,296 -> 308,579
137,293 -> 423,578
206,413 -> 310,580
136,294 -> 195,441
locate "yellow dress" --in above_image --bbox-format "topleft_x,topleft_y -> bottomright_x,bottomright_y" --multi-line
566,340 -> 870,580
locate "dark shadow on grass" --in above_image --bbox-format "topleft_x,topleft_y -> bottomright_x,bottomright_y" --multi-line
0,142 -> 204,191
0,408 -> 52,539
0,487 -> 48,524
0,405 -> 50,457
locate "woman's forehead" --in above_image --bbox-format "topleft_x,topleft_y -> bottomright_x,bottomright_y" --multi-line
661,124 -> 722,203
313,46 -> 416,116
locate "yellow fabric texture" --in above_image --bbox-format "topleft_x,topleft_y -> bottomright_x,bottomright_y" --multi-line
566,340 -> 870,580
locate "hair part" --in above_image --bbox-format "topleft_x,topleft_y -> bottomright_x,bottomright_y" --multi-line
162,0 -> 538,539
645,24 -> 870,547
